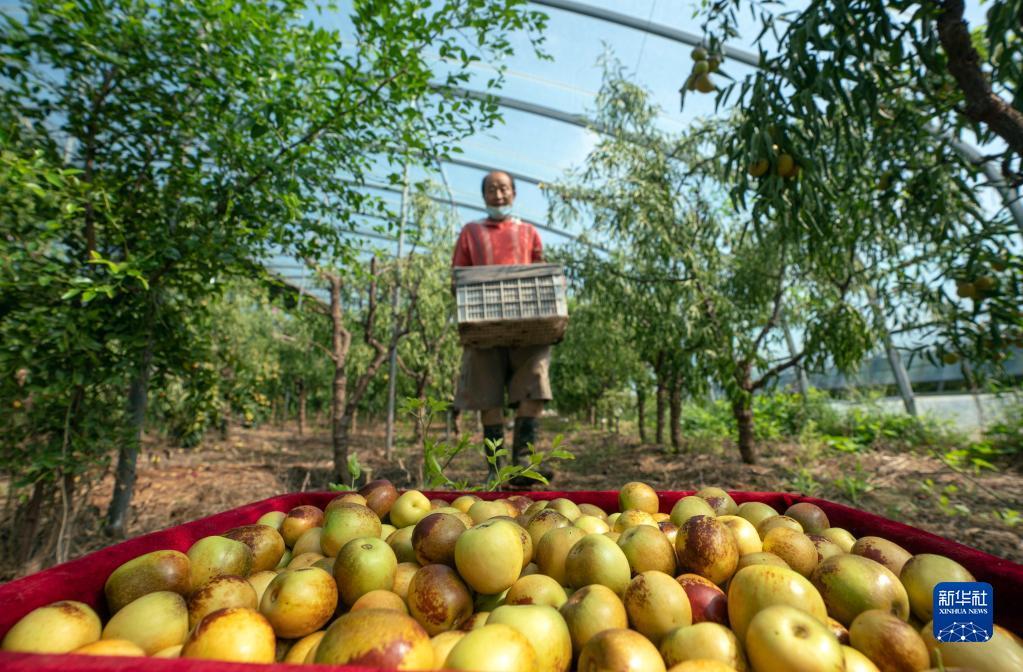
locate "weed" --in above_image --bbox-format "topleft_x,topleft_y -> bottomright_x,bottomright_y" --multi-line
785,460 -> 822,497
830,462 -> 875,506
994,508 -> 1021,527
918,479 -> 971,517
398,396 -> 574,492
328,453 -> 365,492
823,434 -> 864,454
941,440 -> 999,473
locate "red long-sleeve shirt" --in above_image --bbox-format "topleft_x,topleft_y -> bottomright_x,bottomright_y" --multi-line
451,218 -> 543,267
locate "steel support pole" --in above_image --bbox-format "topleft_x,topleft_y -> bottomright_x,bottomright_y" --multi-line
865,285 -> 918,416
782,315 -> 809,398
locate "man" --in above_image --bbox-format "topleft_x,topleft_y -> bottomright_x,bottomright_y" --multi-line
452,170 -> 553,486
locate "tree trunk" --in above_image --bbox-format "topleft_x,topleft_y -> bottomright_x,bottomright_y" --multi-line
330,276 -> 351,485
351,408 -> 358,434
15,481 -> 47,565
451,407 -> 461,438
297,378 -> 306,436
332,375 -> 349,484
328,254 -> 392,483
219,406 -> 231,440
636,385 -> 646,443
655,377 -> 666,445
731,396 -> 757,465
589,404 -> 597,427
669,376 -> 682,451
106,341 -> 154,537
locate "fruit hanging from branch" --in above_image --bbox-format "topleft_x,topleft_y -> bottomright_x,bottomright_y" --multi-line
682,44 -> 722,96
694,74 -> 715,94
776,154 -> 798,178
748,159 -> 770,177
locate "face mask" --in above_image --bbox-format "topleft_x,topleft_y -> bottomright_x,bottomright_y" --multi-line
485,205 -> 514,220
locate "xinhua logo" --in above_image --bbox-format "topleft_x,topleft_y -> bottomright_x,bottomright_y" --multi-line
932,581 -> 993,643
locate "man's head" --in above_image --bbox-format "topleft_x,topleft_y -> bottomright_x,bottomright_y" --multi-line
481,171 -> 516,219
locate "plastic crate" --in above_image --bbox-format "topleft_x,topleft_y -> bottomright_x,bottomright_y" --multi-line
454,263 -> 568,348
1,490 -> 1021,672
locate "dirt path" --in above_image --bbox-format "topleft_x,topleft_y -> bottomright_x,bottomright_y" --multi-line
74,417 -> 1022,566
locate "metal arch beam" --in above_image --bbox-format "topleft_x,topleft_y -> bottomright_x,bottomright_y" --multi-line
530,0 -> 762,68
350,179 -> 609,252
940,130 -> 1023,236
437,83 -> 678,163
327,167 -> 596,247
336,224 -> 396,244
442,84 -> 600,135
437,84 -> 682,155
440,155 -> 544,187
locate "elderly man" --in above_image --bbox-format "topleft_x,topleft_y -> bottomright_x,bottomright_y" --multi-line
452,170 -> 553,486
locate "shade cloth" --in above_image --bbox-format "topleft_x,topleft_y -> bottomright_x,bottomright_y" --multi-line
1,490 -> 1020,672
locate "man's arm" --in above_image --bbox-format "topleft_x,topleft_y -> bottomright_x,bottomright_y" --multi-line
452,226 -> 472,267
531,226 -> 543,263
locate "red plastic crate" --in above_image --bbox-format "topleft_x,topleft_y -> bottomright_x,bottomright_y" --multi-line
1,490 -> 1020,671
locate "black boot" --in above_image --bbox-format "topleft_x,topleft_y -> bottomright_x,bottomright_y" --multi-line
482,424 -> 504,485
509,417 -> 554,488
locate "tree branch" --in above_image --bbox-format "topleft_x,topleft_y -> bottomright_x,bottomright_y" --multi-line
937,0 -> 1023,160
751,351 -> 806,392
212,64 -> 417,222
273,331 -> 336,363
599,263 -> 695,285
82,65 -> 119,258
347,257 -> 394,413
396,352 -> 416,379
752,263 -> 788,352
362,257 -> 386,354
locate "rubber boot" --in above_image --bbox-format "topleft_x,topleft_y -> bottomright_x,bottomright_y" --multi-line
509,417 -> 553,488
483,424 -> 504,486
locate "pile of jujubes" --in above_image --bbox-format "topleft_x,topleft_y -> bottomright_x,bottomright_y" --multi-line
3,480 -> 1021,671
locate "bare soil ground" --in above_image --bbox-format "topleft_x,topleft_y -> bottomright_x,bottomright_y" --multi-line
1,417 -> 1015,582
71,416 -> 1022,567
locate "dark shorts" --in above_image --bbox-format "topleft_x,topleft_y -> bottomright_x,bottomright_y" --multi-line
454,345 -> 553,410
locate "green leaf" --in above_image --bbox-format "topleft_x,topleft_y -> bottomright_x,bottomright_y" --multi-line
347,454 -> 361,481
516,469 -> 548,485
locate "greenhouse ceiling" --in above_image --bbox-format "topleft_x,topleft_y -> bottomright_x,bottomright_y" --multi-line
270,0 -> 1004,298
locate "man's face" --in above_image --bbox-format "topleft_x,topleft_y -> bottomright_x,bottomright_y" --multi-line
483,172 -> 515,208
